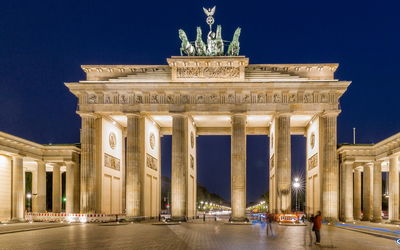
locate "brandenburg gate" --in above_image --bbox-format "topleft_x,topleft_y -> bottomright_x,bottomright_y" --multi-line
65,55 -> 350,221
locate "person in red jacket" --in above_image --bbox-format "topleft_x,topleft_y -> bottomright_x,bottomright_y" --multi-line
312,211 -> 322,244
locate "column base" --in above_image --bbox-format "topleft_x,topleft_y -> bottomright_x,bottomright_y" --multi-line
389,220 -> 400,224
371,218 -> 382,223
322,217 -> 339,223
170,216 -> 187,222
229,217 -> 249,223
342,218 -> 354,223
361,216 -> 372,221
10,218 -> 25,223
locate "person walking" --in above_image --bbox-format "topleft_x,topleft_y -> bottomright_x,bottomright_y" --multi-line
312,211 -> 322,245
266,213 -> 274,236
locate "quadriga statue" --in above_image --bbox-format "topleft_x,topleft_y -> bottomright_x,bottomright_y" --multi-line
227,27 -> 241,56
195,27 -> 207,56
179,29 -> 196,56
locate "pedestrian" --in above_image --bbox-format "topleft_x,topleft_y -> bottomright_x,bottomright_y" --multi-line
266,213 -> 274,236
312,211 -> 322,245
309,214 -> 314,223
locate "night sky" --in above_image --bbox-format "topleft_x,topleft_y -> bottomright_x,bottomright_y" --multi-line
1,1 -> 399,203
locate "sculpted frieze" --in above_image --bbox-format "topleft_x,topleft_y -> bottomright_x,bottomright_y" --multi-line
273,93 -> 282,103
181,94 -> 190,104
303,93 -> 313,103
84,91 -> 337,105
135,95 -> 143,104
308,153 -> 318,170
166,95 -> 175,104
288,93 -> 297,103
226,94 -> 235,104
257,94 -> 265,103
150,94 -> 160,104
176,66 -> 240,79
119,94 -> 128,104
146,153 -> 158,171
104,153 -> 120,171
88,94 -> 97,104
242,94 -> 251,103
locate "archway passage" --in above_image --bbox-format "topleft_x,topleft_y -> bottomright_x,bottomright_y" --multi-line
246,135 -> 268,206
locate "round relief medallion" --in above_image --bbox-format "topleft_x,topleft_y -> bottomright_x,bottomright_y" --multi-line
109,132 -> 117,149
149,132 -> 155,149
310,132 -> 315,149
190,131 -> 194,149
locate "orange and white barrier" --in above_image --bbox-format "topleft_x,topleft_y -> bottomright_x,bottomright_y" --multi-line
26,212 -> 126,223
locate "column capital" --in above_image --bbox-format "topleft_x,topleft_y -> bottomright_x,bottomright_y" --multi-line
125,112 -> 142,118
389,154 -> 400,161
343,160 -> 355,165
366,162 -> 375,167
320,110 -> 341,117
35,159 -> 45,164
170,112 -> 188,118
77,112 -> 100,119
272,112 -> 291,118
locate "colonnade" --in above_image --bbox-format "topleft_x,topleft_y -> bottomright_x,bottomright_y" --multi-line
79,111 -> 340,221
340,155 -> 400,223
9,156 -> 79,221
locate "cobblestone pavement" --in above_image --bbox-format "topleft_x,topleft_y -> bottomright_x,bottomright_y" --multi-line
0,221 -> 397,249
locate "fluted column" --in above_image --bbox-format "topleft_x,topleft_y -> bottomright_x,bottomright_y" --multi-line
126,114 -> 141,217
389,155 -> 399,222
342,161 -> 354,221
34,161 -> 46,212
31,169 -> 37,212
231,114 -> 247,221
372,161 -> 382,222
362,163 -> 373,221
52,164 -> 61,213
12,156 -> 24,221
353,167 -> 362,220
80,114 -> 97,213
66,162 -> 75,213
321,113 -> 338,221
171,114 -> 187,221
73,160 -> 80,213
275,114 -> 291,213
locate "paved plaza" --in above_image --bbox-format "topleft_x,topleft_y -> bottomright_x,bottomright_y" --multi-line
0,221 -> 397,249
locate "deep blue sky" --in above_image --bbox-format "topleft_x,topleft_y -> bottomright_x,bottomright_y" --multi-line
1,1 -> 399,203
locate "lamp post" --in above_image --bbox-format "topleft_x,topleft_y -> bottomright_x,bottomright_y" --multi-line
26,193 -> 32,212
293,178 -> 300,212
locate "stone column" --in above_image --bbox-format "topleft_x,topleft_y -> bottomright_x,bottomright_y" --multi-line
275,114 -> 291,213
342,161 -> 354,221
52,164 -> 61,213
66,162 -> 75,213
372,161 -> 382,222
362,163 -> 373,221
231,114 -> 247,221
171,114 -> 187,221
12,156 -> 24,221
353,167 -> 362,220
34,161 -> 46,213
389,155 -> 399,222
73,160 -> 80,213
80,114 -> 97,213
31,169 -> 37,212
321,113 -> 338,221
126,114 -> 141,217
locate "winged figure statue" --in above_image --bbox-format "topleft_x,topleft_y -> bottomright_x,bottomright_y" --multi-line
203,6 -> 216,17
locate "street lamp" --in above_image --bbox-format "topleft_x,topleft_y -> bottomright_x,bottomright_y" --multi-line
26,193 -> 32,212
293,178 -> 301,212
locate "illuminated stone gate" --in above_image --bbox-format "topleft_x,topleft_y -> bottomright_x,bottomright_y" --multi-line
65,56 -> 350,221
